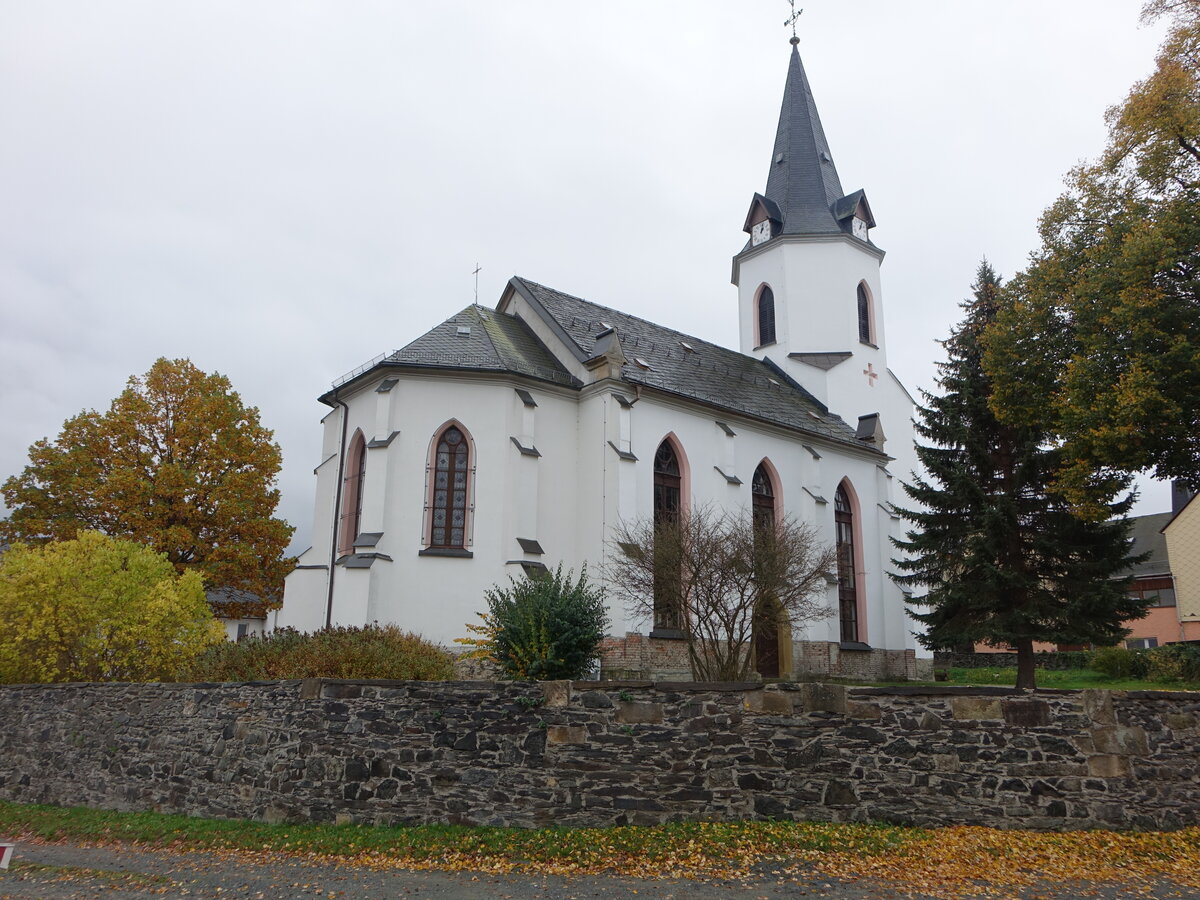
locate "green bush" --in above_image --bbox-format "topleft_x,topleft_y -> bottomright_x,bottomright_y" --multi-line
1144,643 -> 1200,683
189,625 -> 456,682
1089,646 -> 1149,679
485,564 -> 609,681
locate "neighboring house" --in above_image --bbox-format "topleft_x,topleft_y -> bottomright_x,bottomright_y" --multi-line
206,587 -> 269,642
1162,490 -> 1200,642
276,38 -> 927,681
978,504 -> 1189,655
1119,512 -> 1178,649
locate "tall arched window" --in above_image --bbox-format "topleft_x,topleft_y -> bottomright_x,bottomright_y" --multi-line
652,439 -> 684,631
429,424 -> 471,549
835,484 -> 860,642
752,462 -> 780,677
338,430 -> 367,557
751,462 -> 776,529
757,285 -> 776,346
857,282 -> 874,344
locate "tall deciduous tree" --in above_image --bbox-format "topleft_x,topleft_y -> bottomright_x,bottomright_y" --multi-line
1,358 -> 294,605
0,531 -> 224,683
984,0 -> 1200,511
895,263 -> 1147,690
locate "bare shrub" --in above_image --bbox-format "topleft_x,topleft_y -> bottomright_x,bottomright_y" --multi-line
607,504 -> 834,682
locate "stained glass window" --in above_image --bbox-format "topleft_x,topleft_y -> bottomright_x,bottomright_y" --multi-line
430,425 -> 469,548
835,484 -> 859,642
653,440 -> 683,629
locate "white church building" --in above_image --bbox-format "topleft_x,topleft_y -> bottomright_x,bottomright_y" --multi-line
276,37 -> 928,681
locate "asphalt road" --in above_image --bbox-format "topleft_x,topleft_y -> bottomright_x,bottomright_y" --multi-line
1,841 -> 1198,900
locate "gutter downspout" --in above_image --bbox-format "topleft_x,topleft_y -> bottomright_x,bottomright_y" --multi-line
325,394 -> 350,629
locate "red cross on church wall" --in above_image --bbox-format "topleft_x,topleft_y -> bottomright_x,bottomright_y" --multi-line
863,363 -> 878,387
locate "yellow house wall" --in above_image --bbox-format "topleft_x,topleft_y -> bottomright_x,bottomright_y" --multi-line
1164,502 -> 1200,639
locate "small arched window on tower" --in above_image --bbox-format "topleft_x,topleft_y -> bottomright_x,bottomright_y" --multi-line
834,484 -> 861,643
429,424 -> 471,550
757,285 -> 776,347
857,282 -> 874,345
338,430 -> 367,557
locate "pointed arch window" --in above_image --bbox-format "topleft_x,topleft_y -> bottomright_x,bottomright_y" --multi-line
751,462 -> 776,530
857,283 -> 874,345
834,484 -> 860,642
752,462 -> 781,678
757,286 -> 776,347
429,425 -> 471,549
652,439 -> 684,631
338,430 -> 367,557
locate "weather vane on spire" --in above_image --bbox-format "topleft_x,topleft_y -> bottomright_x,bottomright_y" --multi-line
784,0 -> 803,44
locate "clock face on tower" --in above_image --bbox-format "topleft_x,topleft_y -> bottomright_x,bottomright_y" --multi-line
751,220 -> 772,246
852,217 -> 869,241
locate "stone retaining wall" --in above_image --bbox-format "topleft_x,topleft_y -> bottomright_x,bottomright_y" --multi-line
0,680 -> 1197,831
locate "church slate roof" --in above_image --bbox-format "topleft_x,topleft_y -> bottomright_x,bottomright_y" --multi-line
511,277 -> 873,452
381,304 -> 580,389
764,44 -> 847,236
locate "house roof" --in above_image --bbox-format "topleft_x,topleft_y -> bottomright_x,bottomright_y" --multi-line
206,587 -> 270,620
1125,512 -> 1173,578
509,277 -> 873,452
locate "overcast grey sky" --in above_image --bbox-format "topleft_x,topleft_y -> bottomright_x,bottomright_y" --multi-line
0,1 -> 1172,553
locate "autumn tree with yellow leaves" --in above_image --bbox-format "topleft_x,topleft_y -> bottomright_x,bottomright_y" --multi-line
1,358 -> 294,606
984,0 -> 1200,513
0,531 -> 225,683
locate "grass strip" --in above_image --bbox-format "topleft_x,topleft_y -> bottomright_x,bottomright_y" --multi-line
2,802 -> 1198,894
0,801 -> 913,871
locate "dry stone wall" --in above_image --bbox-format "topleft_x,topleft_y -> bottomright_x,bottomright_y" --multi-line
0,680 -> 1197,831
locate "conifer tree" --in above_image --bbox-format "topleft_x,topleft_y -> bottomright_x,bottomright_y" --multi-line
894,262 -> 1147,689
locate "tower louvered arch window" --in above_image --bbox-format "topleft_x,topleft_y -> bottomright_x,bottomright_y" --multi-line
758,286 -> 776,346
857,283 -> 873,344
429,425 -> 470,549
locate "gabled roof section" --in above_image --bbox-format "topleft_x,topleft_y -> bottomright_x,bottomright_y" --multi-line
510,277 -> 873,452
323,305 -> 580,402
388,305 -> 579,387
742,192 -> 783,233
831,188 -> 876,229
764,44 -> 846,236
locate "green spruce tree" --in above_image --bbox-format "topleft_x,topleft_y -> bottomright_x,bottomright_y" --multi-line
894,262 -> 1147,689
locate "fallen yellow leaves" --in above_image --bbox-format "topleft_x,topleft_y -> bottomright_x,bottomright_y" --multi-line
804,825 -> 1200,897
325,822 -> 1198,897
12,813 -> 1200,897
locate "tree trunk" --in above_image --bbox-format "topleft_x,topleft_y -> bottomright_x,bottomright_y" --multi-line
1015,639 -> 1037,690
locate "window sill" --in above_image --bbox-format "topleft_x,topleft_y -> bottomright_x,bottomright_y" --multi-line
419,547 -> 473,559
839,641 -> 872,652
754,340 -> 777,351
649,628 -> 687,641
858,340 -> 878,349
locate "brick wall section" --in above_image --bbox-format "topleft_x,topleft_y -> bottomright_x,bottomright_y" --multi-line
0,681 -> 1196,831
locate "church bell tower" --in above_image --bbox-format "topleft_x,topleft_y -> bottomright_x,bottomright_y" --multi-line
732,35 -> 889,424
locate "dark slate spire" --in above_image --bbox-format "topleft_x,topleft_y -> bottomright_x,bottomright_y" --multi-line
763,43 -> 846,236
